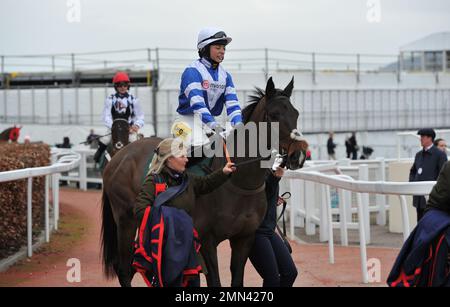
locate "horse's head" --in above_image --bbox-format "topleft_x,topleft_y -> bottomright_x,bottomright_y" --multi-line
246,77 -> 308,170
111,107 -> 130,155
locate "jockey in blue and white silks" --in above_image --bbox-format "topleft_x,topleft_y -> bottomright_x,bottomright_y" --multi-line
173,28 -> 242,146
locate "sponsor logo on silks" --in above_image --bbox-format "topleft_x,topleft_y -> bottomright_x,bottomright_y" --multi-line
209,83 -> 226,90
201,80 -> 209,89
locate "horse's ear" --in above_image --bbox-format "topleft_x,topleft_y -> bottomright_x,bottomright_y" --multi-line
283,76 -> 294,97
265,77 -> 276,98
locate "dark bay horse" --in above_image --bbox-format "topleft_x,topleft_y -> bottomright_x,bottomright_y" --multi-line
101,77 -> 308,287
100,106 -> 132,167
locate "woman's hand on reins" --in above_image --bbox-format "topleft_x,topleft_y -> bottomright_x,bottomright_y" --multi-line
273,167 -> 285,178
223,162 -> 237,175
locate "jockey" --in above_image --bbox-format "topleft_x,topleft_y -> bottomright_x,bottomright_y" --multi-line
93,72 -> 145,163
172,27 -> 243,149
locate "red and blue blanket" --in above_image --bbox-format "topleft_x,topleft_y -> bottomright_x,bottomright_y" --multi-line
132,176 -> 202,287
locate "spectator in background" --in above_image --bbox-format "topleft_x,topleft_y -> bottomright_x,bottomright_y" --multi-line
56,136 -> 72,149
327,131 -> 337,160
86,129 -> 99,148
409,128 -> 447,221
306,150 -> 312,161
345,137 -> 351,159
348,132 -> 358,160
24,135 -> 31,145
434,138 -> 447,153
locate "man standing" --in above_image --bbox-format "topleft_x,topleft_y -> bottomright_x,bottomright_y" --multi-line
409,128 -> 447,221
327,131 -> 337,160
349,132 -> 358,160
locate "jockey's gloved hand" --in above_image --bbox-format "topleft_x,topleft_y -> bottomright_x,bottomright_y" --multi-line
211,123 -> 225,134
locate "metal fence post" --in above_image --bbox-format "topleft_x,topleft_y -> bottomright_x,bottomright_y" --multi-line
264,48 -> 269,82
1,55 -> 4,89
46,87 -> 50,124
31,86 -> 36,124
71,53 -> 76,86
75,87 -> 79,124
356,54 -> 360,83
90,87 -> 94,126
312,52 -> 316,84
17,87 -> 21,123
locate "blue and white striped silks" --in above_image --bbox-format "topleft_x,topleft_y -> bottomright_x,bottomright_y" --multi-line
177,58 -> 242,128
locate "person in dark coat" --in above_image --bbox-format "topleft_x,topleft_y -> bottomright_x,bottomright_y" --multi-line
348,132 -> 358,160
327,131 -> 337,160
248,167 -> 298,287
409,128 -> 448,221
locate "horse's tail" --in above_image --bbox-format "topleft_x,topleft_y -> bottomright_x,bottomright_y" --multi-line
101,189 -> 118,279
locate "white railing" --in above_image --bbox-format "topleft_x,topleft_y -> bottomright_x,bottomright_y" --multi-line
0,149 -> 81,258
58,147 -> 102,190
283,159 -> 436,283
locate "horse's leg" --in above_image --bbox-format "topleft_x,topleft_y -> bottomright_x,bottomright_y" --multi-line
201,237 -> 221,287
115,215 -> 137,287
229,235 -> 255,287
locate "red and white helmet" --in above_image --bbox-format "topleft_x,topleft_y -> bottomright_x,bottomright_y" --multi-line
112,72 -> 130,84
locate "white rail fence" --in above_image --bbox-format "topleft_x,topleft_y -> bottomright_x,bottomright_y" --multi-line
0,149 -> 81,258
283,159 -> 436,283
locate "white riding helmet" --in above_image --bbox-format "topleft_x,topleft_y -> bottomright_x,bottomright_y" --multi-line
197,27 -> 232,50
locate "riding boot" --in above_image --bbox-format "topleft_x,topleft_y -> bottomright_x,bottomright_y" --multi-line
94,142 -> 107,163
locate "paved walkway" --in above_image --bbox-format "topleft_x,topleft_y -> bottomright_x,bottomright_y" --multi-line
0,189 -> 399,287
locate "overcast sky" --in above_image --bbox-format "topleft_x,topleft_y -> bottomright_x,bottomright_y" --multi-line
1,0 -> 449,56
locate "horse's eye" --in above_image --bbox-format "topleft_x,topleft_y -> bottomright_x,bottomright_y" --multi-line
270,113 -> 280,120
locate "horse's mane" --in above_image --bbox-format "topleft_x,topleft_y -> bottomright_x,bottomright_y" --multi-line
242,87 -> 265,123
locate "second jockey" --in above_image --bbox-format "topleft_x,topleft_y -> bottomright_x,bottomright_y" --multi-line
94,71 -> 145,162
173,27 -> 243,148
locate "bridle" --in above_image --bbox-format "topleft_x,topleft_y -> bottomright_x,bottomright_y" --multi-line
112,117 -> 129,150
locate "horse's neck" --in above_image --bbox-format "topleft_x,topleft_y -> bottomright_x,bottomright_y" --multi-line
229,100 -> 269,191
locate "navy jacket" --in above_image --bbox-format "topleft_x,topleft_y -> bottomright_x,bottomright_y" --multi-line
387,209 -> 450,287
409,145 -> 447,209
256,171 -> 281,235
